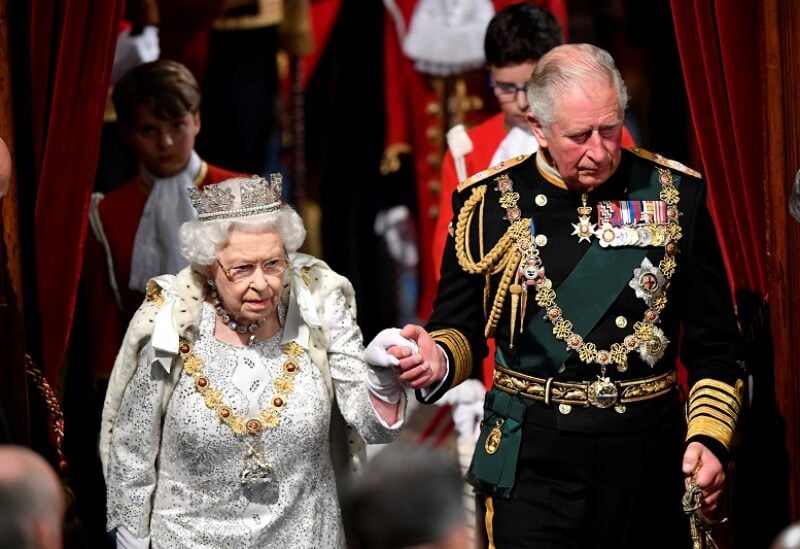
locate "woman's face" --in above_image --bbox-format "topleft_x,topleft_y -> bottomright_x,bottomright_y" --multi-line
211,229 -> 287,325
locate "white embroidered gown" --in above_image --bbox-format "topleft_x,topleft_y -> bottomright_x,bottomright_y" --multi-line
106,291 -> 400,548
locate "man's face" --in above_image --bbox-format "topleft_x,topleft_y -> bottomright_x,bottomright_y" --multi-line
490,61 -> 537,130
527,80 -> 623,191
123,104 -> 200,178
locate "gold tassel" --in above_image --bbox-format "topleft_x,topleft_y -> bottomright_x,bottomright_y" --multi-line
509,284 -> 521,348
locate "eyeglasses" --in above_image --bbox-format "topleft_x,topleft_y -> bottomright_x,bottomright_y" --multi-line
489,75 -> 528,99
217,258 -> 290,283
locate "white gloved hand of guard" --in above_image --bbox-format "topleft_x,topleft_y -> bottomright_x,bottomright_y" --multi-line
364,328 -> 418,403
437,379 -> 486,442
116,525 -> 151,549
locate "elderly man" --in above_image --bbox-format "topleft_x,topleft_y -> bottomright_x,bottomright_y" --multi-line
372,43 -> 744,548
0,445 -> 65,548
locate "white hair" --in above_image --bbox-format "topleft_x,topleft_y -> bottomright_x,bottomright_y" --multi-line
527,43 -> 629,129
179,204 -> 306,267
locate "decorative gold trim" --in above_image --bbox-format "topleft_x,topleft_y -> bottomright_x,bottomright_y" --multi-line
380,143 -> 413,175
493,365 -> 676,409
688,394 -> 739,420
452,182 -> 531,338
213,0 -> 283,30
628,146 -> 702,179
88,193 -> 124,311
485,496 -> 496,549
689,377 -> 743,401
193,161 -> 208,187
178,338 -> 303,436
145,285 -> 165,307
689,393 -> 738,413
430,328 -> 472,386
531,168 -> 680,369
685,417 -> 735,450
456,154 -> 529,193
535,148 -> 568,189
300,266 -> 311,286
686,378 -> 743,449
687,406 -> 736,432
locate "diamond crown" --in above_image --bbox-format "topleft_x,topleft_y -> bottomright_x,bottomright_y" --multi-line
187,174 -> 282,221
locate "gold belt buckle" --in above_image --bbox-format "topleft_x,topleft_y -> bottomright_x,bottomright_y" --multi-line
587,376 -> 619,408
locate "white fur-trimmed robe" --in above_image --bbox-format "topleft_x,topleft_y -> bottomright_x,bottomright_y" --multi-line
99,254 -> 401,546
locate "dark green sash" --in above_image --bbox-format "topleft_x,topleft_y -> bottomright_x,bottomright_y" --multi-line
502,163 -> 678,375
467,390 -> 526,498
471,162 -> 680,499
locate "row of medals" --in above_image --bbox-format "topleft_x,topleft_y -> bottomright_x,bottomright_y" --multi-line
573,203 -> 669,248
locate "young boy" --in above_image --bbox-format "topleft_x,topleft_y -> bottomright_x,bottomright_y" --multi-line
82,60 -> 238,380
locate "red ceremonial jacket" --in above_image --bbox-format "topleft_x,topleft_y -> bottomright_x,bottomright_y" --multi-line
81,162 -> 237,380
383,0 -> 568,321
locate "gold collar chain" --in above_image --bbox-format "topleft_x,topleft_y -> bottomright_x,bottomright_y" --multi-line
495,167 -> 682,372
178,339 -> 304,436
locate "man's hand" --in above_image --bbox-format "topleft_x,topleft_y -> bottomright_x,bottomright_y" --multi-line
682,441 -> 726,514
386,324 -> 447,390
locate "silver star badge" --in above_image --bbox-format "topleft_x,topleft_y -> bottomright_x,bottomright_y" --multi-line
628,257 -> 666,306
571,216 -> 596,243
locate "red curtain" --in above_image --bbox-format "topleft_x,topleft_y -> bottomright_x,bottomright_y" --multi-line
30,0 -> 124,383
670,0 -> 767,296
670,2 -> 796,542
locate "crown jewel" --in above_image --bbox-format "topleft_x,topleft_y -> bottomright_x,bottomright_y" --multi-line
187,174 -> 282,221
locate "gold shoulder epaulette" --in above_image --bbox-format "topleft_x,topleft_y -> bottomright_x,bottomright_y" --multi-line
628,147 -> 702,179
457,153 -> 530,193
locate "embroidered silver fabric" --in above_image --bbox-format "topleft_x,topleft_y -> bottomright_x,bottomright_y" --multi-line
106,293 -> 399,548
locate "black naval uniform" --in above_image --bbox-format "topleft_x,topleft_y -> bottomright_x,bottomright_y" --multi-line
422,148 -> 744,549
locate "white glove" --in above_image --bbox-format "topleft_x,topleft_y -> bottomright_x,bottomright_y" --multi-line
364,328 -> 418,403
437,379 -> 486,442
374,206 -> 419,269
116,525 -> 150,549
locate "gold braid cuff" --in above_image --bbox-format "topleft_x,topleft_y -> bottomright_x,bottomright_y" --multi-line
430,328 -> 472,387
686,378 -> 744,450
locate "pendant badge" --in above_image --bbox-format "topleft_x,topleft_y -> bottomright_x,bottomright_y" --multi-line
571,192 -> 596,243
484,418 -> 505,455
588,376 -> 618,408
240,439 -> 273,486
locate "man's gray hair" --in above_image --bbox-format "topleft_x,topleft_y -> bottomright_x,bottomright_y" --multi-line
179,204 -> 307,267
527,43 -> 629,129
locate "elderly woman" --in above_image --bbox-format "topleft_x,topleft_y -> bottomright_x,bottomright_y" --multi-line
99,175 -> 405,548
